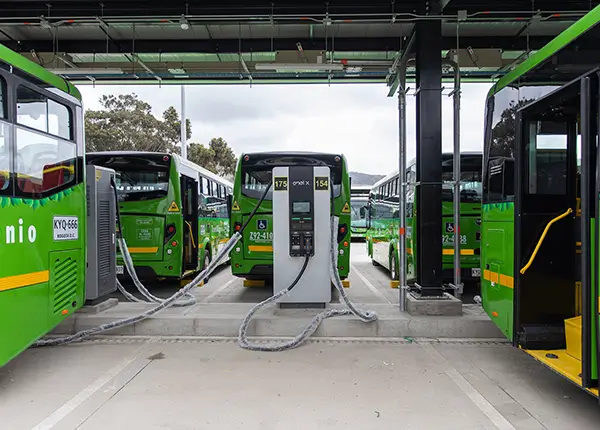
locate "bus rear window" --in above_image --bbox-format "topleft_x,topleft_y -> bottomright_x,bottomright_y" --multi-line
441,155 -> 482,203
88,155 -> 170,202
242,166 -> 342,200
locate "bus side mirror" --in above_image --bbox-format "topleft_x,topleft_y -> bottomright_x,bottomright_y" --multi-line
226,194 -> 233,218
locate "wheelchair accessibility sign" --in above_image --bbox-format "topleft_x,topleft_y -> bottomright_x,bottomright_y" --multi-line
257,219 -> 268,230
445,222 -> 455,233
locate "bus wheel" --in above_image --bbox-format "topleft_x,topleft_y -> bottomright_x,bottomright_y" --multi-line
202,250 -> 211,284
390,252 -> 399,281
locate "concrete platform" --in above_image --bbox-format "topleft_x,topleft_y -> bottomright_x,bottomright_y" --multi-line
50,244 -> 501,340
405,291 -> 463,316
4,337 -> 600,429
50,301 -> 502,339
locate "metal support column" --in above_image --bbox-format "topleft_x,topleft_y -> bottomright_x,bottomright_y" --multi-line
415,18 -> 444,296
180,85 -> 187,160
397,65 -> 408,312
446,59 -> 462,299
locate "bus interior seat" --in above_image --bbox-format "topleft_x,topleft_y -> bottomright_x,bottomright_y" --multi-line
41,164 -> 69,191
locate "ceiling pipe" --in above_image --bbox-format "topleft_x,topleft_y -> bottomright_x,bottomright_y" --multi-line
0,9 -> 588,26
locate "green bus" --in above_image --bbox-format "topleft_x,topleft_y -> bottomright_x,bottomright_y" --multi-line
366,152 -> 482,284
0,45 -> 86,366
230,151 -> 352,283
480,5 -> 600,397
87,151 -> 232,283
350,185 -> 370,241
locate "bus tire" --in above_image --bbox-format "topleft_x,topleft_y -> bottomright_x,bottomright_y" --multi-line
202,249 -> 211,284
390,251 -> 399,281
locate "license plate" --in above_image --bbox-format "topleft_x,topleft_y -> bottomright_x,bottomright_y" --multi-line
116,265 -> 124,275
471,268 -> 481,277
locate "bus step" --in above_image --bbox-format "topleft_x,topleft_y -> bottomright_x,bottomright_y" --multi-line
518,324 -> 566,350
243,279 -> 265,288
181,278 -> 204,288
181,270 -> 196,279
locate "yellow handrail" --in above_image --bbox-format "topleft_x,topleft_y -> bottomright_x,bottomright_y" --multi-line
520,208 -> 573,275
185,221 -> 197,249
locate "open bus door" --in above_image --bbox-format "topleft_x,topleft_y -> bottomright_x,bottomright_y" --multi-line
513,69 -> 600,397
181,175 -> 199,273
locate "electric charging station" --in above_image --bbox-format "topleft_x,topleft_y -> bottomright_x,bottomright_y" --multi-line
273,166 -> 332,308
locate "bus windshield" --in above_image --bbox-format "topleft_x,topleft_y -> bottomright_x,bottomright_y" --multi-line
441,155 -> 482,203
88,154 -> 171,202
242,164 -> 343,200
351,197 -> 368,226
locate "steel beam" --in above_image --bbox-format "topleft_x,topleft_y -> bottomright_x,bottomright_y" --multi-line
415,17 -> 444,296
0,35 -> 584,55
0,1 -> 591,19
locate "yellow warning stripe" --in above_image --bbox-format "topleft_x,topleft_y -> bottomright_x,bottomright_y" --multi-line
219,239 -> 229,244
405,248 -> 474,256
442,249 -> 475,255
483,269 -> 514,289
0,270 -> 50,292
128,247 -> 159,254
248,245 -> 273,252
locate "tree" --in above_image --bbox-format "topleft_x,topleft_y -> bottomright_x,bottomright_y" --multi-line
188,142 -> 216,172
188,137 -> 237,178
85,93 -> 191,153
490,98 -> 535,157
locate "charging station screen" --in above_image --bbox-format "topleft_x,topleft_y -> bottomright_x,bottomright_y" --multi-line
293,201 -> 311,213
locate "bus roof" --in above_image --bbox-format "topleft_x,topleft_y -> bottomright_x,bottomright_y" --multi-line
372,151 -> 482,189
488,5 -> 600,99
240,151 -> 346,165
0,44 -> 81,101
351,185 -> 372,191
87,150 -> 232,188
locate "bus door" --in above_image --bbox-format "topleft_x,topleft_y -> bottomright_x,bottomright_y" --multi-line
515,71 -> 599,389
181,175 -> 199,272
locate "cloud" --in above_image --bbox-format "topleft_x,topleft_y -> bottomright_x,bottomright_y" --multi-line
79,82 -> 492,174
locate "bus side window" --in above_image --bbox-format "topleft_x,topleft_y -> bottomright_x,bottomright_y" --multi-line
488,157 -> 515,202
15,86 -> 75,197
0,125 -> 9,193
0,78 -> 8,194
526,121 -> 568,196
217,203 -> 228,218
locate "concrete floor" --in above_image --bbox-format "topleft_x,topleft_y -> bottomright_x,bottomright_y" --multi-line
4,244 -> 600,429
2,338 -> 599,430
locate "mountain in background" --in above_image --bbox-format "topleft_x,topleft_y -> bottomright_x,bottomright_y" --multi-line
349,171 -> 385,186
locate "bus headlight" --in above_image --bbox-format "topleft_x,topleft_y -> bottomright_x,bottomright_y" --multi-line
167,249 -> 172,255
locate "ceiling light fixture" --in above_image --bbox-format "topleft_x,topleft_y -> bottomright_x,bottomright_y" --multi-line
179,15 -> 190,31
255,63 -> 344,71
40,16 -> 52,29
168,68 -> 189,78
46,68 -> 124,75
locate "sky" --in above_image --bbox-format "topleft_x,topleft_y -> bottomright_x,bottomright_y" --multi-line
78,82 -> 492,176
